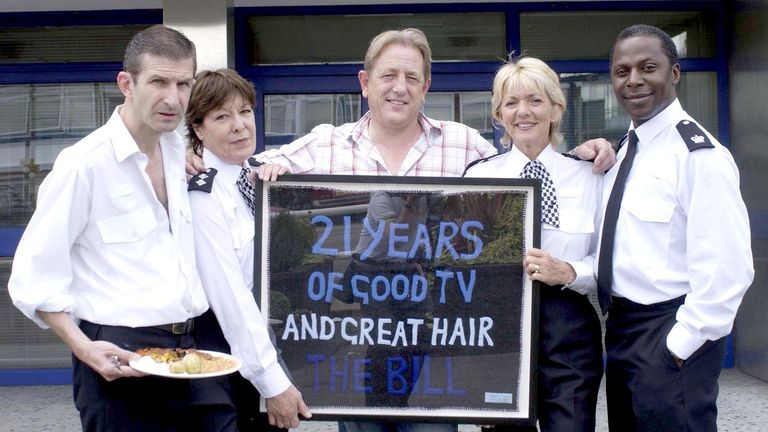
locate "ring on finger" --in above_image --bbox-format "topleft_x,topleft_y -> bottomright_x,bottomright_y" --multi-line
534,264 -> 540,273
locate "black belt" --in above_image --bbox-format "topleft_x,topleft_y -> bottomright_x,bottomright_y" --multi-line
610,295 -> 686,312
149,318 -> 195,335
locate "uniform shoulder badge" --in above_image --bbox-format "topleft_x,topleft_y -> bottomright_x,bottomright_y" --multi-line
676,120 -> 714,152
246,156 -> 264,167
188,168 -> 218,193
462,153 -> 504,177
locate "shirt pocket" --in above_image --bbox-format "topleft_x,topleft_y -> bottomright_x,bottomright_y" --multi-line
549,187 -> 595,234
624,197 -> 675,223
97,206 -> 158,244
622,196 -> 675,269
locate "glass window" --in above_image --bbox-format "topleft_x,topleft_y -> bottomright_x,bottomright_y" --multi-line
0,83 -> 122,227
248,12 -> 505,65
558,72 -> 718,152
424,91 -> 494,145
264,94 -> 361,150
0,25 -> 146,63
520,10 -> 717,60
0,258 -> 71,368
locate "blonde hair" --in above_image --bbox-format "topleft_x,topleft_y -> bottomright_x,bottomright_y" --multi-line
364,28 -> 432,80
491,57 -> 566,147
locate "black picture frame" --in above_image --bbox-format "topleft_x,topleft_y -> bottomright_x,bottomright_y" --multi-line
255,174 -> 541,425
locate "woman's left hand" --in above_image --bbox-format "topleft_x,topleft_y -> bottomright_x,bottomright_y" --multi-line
523,247 -> 576,286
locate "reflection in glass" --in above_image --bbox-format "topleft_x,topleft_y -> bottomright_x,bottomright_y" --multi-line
0,258 -> 71,368
264,182 -> 533,417
558,72 -> 717,152
424,91 -> 494,145
264,94 -> 360,150
0,83 -> 122,227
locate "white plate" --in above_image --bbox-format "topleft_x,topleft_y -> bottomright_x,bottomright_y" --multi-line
129,350 -> 241,379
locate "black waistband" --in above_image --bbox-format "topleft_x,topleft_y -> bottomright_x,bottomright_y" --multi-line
610,295 -> 686,311
80,318 -> 195,335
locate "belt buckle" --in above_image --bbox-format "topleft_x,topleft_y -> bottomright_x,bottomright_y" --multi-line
171,320 -> 192,335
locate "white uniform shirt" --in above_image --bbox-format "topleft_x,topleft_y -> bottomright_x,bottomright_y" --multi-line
189,149 -> 291,398
600,99 -> 754,359
255,111 -> 496,176
465,144 -> 602,294
9,107 -> 207,328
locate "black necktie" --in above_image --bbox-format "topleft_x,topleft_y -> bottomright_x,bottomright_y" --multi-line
520,160 -> 560,228
236,166 -> 256,216
597,130 -> 638,314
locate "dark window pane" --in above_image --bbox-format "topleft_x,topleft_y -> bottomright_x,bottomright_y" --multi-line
520,10 -> 717,60
248,13 -> 505,65
0,25 -> 146,63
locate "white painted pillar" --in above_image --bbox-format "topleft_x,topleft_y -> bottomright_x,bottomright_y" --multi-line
163,0 -> 234,72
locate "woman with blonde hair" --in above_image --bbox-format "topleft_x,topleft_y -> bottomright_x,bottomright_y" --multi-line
465,57 -> 604,432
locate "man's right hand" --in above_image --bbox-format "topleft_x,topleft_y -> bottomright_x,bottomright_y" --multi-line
266,384 -> 312,429
38,311 -> 144,381
75,340 -> 145,381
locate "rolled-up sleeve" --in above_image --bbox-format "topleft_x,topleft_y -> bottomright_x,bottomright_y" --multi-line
9,150 -> 90,328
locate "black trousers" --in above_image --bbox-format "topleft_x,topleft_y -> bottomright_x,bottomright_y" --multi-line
193,309 -> 288,432
492,286 -> 603,432
75,320 -> 212,432
605,295 -> 725,432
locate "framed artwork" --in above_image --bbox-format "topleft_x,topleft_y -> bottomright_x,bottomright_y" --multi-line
256,174 -> 541,425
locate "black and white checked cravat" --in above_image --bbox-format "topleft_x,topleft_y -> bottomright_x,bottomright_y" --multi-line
236,166 -> 256,216
521,160 -> 560,228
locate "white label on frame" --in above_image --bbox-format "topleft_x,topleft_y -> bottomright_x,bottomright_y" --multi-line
484,392 -> 514,404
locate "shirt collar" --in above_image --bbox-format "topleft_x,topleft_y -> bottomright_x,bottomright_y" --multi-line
109,105 -> 185,164
508,143 -> 558,172
631,98 -> 684,146
109,106 -> 142,162
203,148 -> 245,184
348,111 -> 442,146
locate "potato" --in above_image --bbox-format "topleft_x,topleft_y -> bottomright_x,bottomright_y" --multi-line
169,360 -> 186,374
183,352 -> 202,374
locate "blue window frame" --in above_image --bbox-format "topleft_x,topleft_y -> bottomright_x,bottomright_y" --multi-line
234,1 -> 728,152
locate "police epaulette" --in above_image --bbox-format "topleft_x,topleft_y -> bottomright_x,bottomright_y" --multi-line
676,120 -> 714,152
188,168 -> 218,193
561,151 -> 590,162
462,153 -> 504,177
246,156 -> 264,167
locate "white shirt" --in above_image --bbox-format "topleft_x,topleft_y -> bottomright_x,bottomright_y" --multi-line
600,99 -> 754,359
465,144 -> 603,294
189,149 -> 291,398
254,111 -> 496,176
9,107 -> 207,328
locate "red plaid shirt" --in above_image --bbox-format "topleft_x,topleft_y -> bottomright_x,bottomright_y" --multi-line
255,111 -> 496,177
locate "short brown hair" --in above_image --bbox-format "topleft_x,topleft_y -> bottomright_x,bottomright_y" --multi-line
123,25 -> 196,77
185,69 -> 256,156
364,28 -> 432,81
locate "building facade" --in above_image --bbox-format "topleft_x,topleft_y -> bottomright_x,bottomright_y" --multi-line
1,0 -> 766,385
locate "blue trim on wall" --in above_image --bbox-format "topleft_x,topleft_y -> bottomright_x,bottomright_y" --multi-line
0,368 -> 72,386
0,62 -> 122,85
0,227 -> 24,257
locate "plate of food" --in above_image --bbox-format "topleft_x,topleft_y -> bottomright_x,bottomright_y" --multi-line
129,348 -> 241,379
